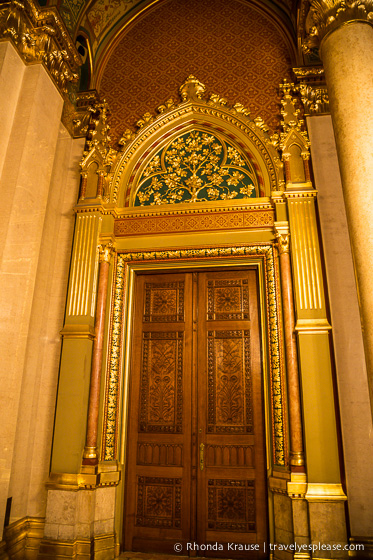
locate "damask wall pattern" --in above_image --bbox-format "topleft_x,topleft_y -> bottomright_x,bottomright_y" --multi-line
98,0 -> 294,144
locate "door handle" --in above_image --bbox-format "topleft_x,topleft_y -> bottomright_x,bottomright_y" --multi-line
199,443 -> 205,471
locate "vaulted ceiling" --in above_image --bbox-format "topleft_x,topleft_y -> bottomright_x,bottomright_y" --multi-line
41,0 -> 308,142
44,0 -> 300,69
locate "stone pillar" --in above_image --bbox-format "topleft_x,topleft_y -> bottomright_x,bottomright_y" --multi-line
307,114 -> 373,552
0,58 -> 64,538
305,1 -> 373,417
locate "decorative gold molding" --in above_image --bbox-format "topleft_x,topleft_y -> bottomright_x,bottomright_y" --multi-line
115,207 -> 275,237
305,483 -> 347,502
303,0 -> 373,53
102,244 -> 287,468
60,324 -> 95,340
0,0 -> 80,96
46,470 -> 120,491
287,472 -> 308,499
295,318 -> 332,332
3,516 -> 44,560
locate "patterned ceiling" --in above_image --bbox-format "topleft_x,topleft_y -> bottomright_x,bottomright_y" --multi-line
97,0 -> 295,144
42,0 -> 298,63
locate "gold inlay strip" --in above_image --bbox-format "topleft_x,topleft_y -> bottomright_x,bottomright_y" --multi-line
67,215 -> 101,317
289,199 -> 322,311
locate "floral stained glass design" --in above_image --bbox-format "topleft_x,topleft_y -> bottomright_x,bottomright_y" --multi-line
134,130 -> 257,206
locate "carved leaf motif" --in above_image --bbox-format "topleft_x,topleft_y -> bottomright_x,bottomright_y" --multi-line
216,340 -> 244,424
148,341 -> 176,423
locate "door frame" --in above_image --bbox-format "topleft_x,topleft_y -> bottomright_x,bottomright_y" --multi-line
101,244 -> 288,551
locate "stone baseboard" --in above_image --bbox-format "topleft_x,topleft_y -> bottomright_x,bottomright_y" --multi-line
349,537 -> 373,559
38,533 -> 115,560
2,517 -> 44,560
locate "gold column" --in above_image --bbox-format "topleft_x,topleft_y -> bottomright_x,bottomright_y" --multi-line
275,223 -> 305,471
305,0 -> 373,413
83,242 -> 114,464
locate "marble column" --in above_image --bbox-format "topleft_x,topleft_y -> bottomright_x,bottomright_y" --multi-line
275,224 -> 305,471
306,2 -> 373,413
83,243 -> 114,464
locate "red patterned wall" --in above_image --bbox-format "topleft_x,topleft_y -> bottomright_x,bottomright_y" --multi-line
98,0 -> 294,144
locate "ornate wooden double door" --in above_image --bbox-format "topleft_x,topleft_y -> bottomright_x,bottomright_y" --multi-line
124,270 -> 268,557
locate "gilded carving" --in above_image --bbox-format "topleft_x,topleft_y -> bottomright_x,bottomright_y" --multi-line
114,208 -> 274,237
0,0 -> 80,94
274,227 -> 290,254
297,83 -> 329,115
179,74 -> 205,102
135,129 -> 257,205
79,100 -> 120,203
98,241 -> 114,263
108,77 -> 283,203
303,0 -> 373,52
278,80 -> 311,186
102,246 -> 286,467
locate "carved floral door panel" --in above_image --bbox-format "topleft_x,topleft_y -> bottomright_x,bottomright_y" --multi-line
124,270 -> 267,556
196,271 -> 267,555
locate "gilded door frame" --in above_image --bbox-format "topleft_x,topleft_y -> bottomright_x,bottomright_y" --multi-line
100,243 -> 288,548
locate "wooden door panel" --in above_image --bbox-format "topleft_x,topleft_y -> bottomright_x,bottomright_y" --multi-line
124,270 -> 267,557
197,271 -> 267,558
124,273 -> 192,553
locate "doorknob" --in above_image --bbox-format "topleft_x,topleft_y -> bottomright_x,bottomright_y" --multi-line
199,443 -> 205,471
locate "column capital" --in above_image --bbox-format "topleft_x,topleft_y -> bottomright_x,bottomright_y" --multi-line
274,222 -> 290,254
304,0 -> 373,53
98,242 -> 114,263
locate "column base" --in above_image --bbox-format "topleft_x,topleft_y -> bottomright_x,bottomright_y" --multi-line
40,487 -> 116,560
38,534 -> 115,560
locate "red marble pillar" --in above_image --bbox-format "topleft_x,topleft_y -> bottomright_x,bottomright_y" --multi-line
276,229 -> 305,471
83,242 -> 113,464
79,172 -> 88,201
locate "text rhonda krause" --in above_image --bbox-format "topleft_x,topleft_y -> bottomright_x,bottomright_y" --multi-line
187,543 -> 260,551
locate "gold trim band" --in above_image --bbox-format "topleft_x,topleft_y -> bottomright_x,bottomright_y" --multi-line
305,483 -> 347,502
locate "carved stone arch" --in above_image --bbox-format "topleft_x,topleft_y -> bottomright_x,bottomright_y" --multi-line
108,76 -> 284,208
